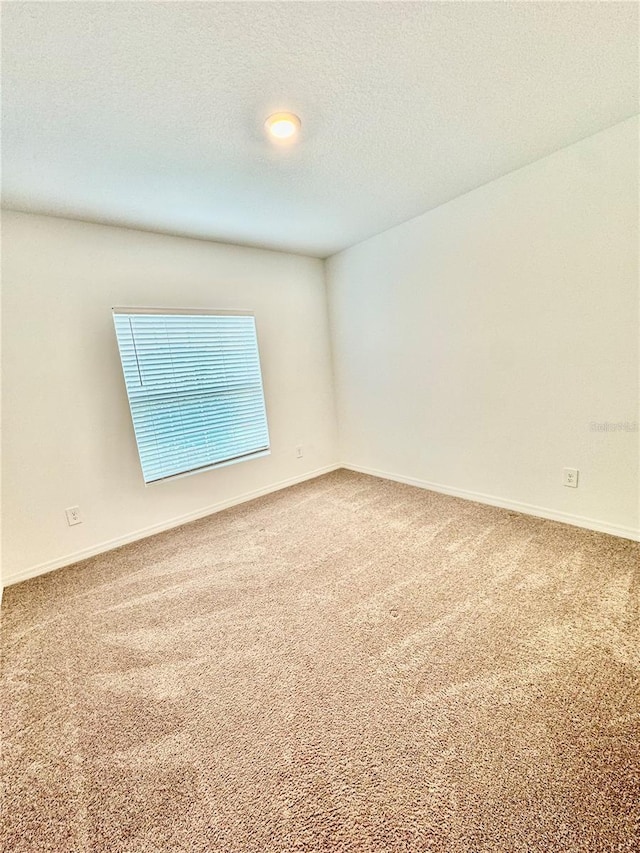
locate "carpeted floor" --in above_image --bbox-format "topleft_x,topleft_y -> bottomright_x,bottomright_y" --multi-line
1,470 -> 639,852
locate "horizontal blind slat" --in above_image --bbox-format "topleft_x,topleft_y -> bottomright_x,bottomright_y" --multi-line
132,418 -> 269,446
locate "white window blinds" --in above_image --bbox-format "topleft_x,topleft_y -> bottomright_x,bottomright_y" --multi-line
113,309 -> 270,484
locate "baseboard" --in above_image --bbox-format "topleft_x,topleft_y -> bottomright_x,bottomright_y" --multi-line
4,464 -> 341,587
342,463 -> 640,542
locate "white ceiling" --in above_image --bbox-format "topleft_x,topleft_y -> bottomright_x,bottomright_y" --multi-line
2,1 -> 638,258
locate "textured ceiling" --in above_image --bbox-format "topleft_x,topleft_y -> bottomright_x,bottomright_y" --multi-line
2,1 -> 638,258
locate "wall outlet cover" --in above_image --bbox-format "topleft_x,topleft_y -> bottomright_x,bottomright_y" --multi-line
65,506 -> 83,526
562,468 -> 579,488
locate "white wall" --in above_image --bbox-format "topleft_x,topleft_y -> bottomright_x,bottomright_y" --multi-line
328,117 -> 639,538
2,119 -> 638,588
1,212 -> 338,583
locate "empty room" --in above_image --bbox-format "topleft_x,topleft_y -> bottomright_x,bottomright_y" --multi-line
1,2 -> 638,851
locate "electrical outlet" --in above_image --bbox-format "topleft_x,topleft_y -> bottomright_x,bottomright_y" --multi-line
562,468 -> 579,488
65,506 -> 82,526
296,445 -> 304,459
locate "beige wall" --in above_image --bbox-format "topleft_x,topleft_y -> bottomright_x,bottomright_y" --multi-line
1,213 -> 338,583
328,118 -> 639,538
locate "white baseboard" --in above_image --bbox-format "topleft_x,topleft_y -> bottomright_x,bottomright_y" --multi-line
342,463 -> 640,542
6,461 -> 636,588
4,464 -> 340,588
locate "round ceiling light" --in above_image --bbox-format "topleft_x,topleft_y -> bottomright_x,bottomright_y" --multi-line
264,112 -> 301,142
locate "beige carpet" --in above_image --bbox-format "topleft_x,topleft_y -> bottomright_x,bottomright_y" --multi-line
1,470 -> 639,852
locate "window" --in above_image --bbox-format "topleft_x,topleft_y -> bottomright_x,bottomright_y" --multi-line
113,308 -> 270,484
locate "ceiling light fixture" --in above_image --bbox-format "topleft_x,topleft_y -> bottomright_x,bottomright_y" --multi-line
264,112 -> 301,142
